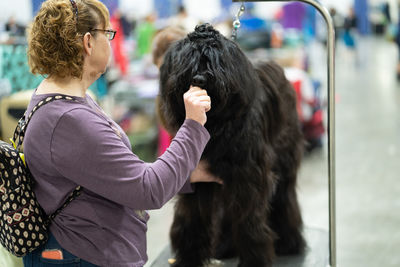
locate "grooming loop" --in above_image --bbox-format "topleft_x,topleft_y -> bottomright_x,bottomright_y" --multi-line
232,1 -> 337,266
231,2 -> 245,40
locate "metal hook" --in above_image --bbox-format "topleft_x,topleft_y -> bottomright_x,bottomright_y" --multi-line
231,2 -> 245,40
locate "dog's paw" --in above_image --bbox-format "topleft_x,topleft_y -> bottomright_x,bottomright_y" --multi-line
169,258 -> 202,267
168,258 -> 221,267
238,259 -> 273,267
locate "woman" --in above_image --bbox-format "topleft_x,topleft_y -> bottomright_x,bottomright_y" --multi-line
23,0 -> 214,266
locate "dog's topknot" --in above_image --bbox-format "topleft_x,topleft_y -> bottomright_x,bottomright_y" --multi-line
188,23 -> 221,47
159,22 -> 260,132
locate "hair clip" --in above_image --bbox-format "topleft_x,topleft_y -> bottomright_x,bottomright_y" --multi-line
69,0 -> 78,23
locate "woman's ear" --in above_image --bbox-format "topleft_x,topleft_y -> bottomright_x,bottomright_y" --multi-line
83,32 -> 93,56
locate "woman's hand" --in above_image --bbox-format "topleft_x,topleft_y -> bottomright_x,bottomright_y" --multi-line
184,86 -> 211,126
190,160 -> 223,184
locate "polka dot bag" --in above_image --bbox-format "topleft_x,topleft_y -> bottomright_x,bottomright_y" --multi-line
0,95 -> 81,257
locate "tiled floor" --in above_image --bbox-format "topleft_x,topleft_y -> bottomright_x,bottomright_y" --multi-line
145,36 -> 400,267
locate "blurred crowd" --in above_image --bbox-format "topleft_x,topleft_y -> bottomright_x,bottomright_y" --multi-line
1,1 -> 400,156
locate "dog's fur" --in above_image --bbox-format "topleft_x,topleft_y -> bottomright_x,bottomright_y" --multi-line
159,24 -> 305,267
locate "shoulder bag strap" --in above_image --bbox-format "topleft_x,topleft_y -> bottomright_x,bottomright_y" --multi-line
11,94 -> 83,225
13,95 -> 78,151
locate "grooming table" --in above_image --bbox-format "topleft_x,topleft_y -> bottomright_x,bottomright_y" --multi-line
150,227 -> 328,267
151,0 -> 336,265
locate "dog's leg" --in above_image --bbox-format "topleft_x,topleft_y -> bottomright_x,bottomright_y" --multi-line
214,215 -> 237,260
228,186 -> 276,267
170,184 -> 219,267
269,169 -> 306,255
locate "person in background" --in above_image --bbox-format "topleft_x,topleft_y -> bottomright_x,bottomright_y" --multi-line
168,6 -> 198,33
329,7 -> 344,44
120,13 -> 133,38
23,0 -> 219,266
152,27 -> 186,156
343,7 -> 357,50
5,16 -> 25,36
136,13 -> 157,57
110,9 -> 128,75
152,27 -> 186,73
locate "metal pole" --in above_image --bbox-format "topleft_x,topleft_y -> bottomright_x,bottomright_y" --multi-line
233,1 -> 336,266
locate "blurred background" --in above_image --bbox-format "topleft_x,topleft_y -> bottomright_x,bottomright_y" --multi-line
1,0 -> 400,266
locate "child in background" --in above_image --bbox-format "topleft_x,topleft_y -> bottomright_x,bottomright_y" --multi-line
152,27 -> 187,155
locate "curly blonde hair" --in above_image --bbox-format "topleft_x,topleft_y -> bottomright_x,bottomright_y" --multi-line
27,0 -> 110,79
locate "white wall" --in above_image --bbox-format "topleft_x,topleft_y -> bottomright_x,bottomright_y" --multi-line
0,0 -> 32,25
119,0 -> 154,20
119,0 -> 220,22
183,0 -> 221,22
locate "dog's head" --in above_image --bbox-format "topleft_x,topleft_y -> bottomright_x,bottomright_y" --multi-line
159,23 -> 263,134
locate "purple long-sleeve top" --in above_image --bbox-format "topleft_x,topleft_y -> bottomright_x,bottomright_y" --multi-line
23,91 -> 210,267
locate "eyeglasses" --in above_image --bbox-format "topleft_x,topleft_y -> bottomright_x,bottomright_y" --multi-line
90,29 -> 117,41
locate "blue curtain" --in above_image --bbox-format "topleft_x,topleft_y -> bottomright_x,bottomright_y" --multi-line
221,0 -> 232,10
32,0 -> 119,16
153,0 -> 186,19
32,0 -> 43,15
101,0 -> 119,15
303,4 -> 317,41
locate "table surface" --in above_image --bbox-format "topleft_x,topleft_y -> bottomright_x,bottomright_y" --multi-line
150,227 -> 329,267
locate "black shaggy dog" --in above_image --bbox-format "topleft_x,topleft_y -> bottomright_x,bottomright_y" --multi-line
159,24 -> 305,267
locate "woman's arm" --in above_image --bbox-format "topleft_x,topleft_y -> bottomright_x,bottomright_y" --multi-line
51,109 -> 209,210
